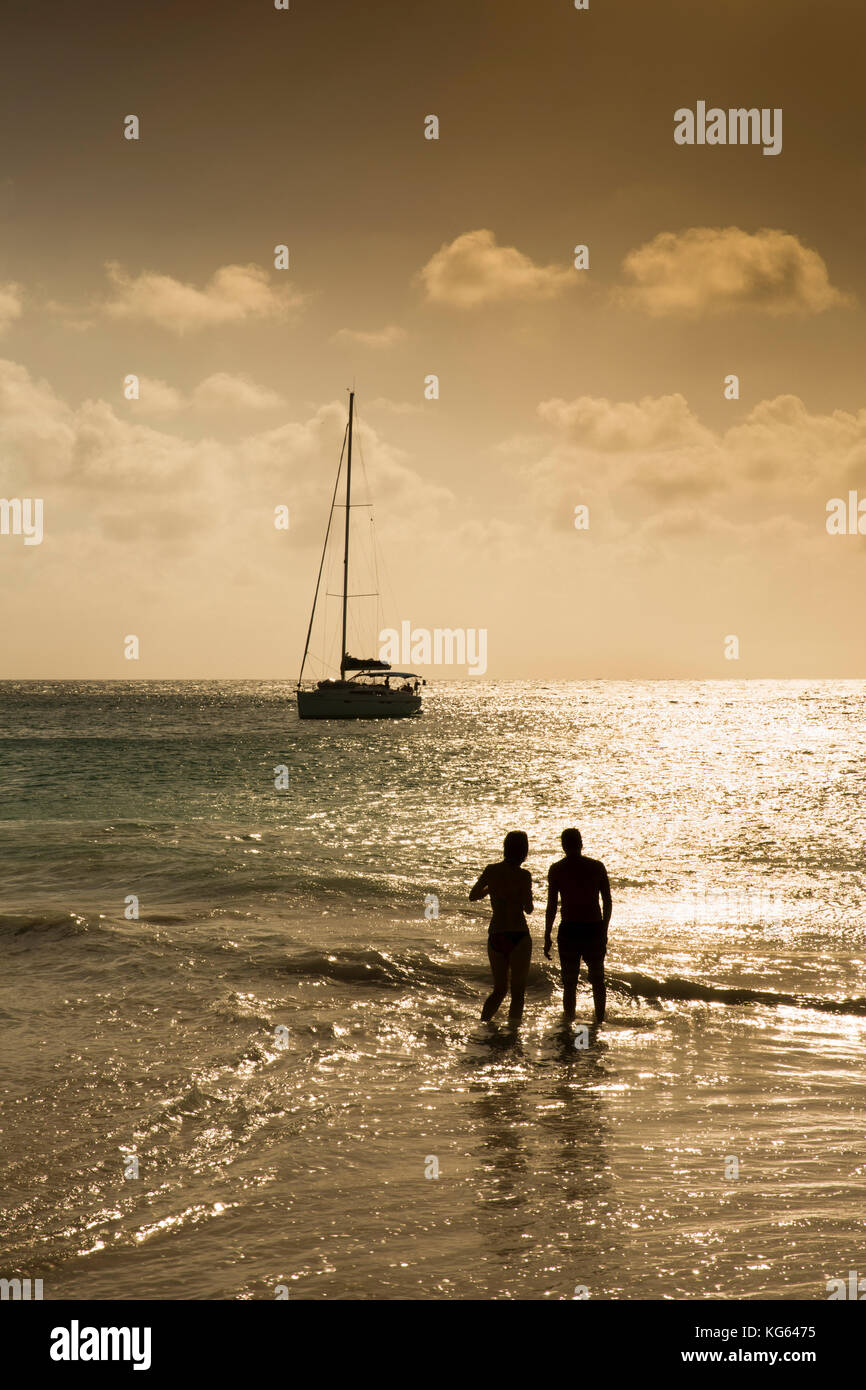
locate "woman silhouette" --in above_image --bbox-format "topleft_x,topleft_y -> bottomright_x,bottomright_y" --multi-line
469,831 -> 534,1023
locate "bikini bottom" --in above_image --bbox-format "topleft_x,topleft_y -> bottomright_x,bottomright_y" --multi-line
489,930 -> 530,957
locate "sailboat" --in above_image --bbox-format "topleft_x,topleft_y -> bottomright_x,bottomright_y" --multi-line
296,391 -> 425,720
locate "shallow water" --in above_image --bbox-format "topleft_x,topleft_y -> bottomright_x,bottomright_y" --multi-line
1,679 -> 864,1299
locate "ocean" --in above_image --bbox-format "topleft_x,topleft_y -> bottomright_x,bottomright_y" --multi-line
1,679 -> 864,1300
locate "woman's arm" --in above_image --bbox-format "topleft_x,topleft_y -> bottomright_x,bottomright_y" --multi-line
523,869 -> 534,914
469,866 -> 490,901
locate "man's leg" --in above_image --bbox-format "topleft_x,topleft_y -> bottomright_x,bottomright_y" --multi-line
562,966 -> 579,1019
586,953 -> 606,1023
557,930 -> 580,1019
507,934 -> 532,1022
482,941 -> 509,1020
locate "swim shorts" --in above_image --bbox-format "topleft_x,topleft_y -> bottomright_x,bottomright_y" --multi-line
557,921 -> 606,973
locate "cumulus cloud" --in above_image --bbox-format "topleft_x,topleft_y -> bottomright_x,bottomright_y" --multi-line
616,227 -> 851,317
724,394 -> 866,489
236,405 -> 452,521
0,359 -> 447,523
0,282 -> 23,334
332,324 -> 407,348
125,372 -> 284,416
417,229 -> 574,307
128,376 -> 185,416
0,363 -> 455,681
365,397 -> 422,415
0,358 -> 75,476
538,393 -> 712,453
523,389 -> 866,542
103,262 -> 305,333
191,372 -> 284,411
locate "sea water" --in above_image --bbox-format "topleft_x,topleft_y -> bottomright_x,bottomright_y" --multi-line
1,679 -> 864,1300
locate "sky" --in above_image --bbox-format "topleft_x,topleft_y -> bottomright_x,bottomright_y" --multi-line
1,0 -> 864,679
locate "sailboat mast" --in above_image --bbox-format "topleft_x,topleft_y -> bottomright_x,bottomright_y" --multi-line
340,391 -> 354,679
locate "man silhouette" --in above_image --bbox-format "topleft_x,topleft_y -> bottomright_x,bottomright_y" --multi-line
544,828 -> 611,1023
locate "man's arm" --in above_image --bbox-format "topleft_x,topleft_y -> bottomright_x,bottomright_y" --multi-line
599,862 -> 612,932
544,870 -> 558,957
469,867 -> 490,902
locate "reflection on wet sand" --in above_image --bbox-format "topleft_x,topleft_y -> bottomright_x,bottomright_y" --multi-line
463,1020 -> 617,1294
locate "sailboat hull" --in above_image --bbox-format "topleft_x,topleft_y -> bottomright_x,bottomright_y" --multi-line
297,687 -> 422,720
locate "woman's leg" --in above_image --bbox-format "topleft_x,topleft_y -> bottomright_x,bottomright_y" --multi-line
480,939 -> 508,1017
507,935 -> 532,1022
482,941 -> 509,1020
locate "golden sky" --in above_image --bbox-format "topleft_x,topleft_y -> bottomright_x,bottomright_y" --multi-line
1,0 -> 864,678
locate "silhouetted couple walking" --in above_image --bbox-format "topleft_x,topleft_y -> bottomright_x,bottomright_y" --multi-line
469,828 -> 611,1026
